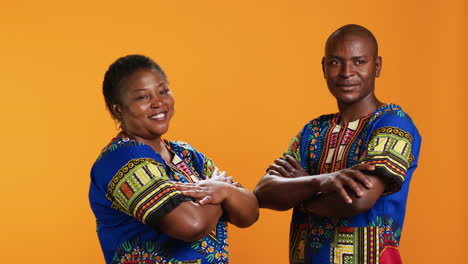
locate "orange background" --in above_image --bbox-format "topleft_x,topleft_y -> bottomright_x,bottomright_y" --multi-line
1,0 -> 466,263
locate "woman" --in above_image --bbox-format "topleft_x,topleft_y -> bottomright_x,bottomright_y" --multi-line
89,54 -> 259,264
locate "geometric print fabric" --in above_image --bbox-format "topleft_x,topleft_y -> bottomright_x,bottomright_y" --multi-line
106,158 -> 182,224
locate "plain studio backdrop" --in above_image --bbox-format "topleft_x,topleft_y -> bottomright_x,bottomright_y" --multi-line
0,1 -> 466,263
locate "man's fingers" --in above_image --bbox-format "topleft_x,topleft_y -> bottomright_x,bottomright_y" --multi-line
340,176 -> 363,197
284,155 -> 303,170
267,169 -> 281,176
353,163 -> 375,172
274,159 -> 294,173
269,164 -> 290,177
349,170 -> 373,188
336,184 -> 353,204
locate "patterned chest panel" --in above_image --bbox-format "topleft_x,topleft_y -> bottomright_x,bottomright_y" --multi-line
306,115 -> 371,175
164,141 -> 204,183
96,138 -> 229,264
290,105 -> 412,264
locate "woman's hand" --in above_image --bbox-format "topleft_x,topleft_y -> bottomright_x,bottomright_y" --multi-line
268,155 -> 309,178
174,179 -> 233,205
209,169 -> 242,187
209,169 -> 233,183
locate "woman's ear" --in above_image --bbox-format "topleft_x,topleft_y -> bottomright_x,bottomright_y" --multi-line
111,104 -> 122,120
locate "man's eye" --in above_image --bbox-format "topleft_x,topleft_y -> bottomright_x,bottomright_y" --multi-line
355,60 -> 366,65
329,60 -> 340,65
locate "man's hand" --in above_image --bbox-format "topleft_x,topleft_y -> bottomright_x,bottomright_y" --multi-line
268,155 -> 308,178
316,163 -> 375,204
268,155 -> 375,204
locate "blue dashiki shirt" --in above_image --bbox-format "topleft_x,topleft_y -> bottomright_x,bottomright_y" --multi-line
89,136 -> 228,264
286,104 -> 421,264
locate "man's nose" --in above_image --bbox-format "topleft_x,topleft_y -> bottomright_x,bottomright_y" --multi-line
340,62 -> 354,77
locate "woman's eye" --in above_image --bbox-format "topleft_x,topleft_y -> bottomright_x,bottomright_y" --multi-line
136,95 -> 148,100
160,88 -> 170,95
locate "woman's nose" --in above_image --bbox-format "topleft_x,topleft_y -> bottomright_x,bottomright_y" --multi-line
150,97 -> 163,108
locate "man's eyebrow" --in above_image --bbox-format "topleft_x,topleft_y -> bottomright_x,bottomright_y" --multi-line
351,56 -> 367,60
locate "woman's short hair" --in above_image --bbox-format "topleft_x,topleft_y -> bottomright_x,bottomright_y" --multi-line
102,54 -> 166,118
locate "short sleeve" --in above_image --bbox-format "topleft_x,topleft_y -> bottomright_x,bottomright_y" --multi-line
202,157 -> 219,179
106,158 -> 190,225
284,130 -> 303,163
92,140 -> 191,227
359,114 -> 421,194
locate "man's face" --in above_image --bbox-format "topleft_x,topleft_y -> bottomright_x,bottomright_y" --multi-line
323,34 -> 381,105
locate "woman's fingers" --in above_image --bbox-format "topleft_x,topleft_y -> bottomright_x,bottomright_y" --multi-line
198,196 -> 213,205
180,189 -> 209,200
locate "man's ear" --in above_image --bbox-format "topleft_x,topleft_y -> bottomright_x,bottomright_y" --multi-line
375,56 -> 382,77
111,104 -> 122,120
321,57 -> 326,78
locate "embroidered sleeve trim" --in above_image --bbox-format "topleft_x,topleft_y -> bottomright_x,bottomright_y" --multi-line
106,158 -> 188,224
285,130 -> 303,162
359,126 -> 414,194
202,157 -> 218,179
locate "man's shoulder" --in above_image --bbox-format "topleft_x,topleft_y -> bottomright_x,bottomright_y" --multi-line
371,104 -> 413,122
369,104 -> 421,145
304,113 -> 337,127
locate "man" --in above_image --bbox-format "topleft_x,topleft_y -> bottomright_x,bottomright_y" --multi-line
254,24 -> 421,264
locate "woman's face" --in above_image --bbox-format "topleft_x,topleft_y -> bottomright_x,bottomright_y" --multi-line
112,68 -> 175,141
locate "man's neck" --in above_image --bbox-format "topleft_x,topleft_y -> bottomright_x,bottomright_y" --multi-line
337,95 -> 383,124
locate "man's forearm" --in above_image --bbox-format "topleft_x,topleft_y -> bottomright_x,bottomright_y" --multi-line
254,173 -> 320,211
303,175 -> 385,218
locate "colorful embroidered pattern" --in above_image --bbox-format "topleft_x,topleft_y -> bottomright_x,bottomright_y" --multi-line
202,158 -> 217,179
330,226 -> 380,264
90,137 -> 230,263
191,221 -> 229,264
284,104 -> 421,264
106,158 -> 181,223
113,240 -> 202,264
318,117 -> 370,173
97,136 -> 144,161
360,126 -> 414,194
167,154 -> 200,183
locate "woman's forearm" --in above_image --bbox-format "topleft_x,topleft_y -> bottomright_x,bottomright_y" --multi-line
222,186 -> 259,228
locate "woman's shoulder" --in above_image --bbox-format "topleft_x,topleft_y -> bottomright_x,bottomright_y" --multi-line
166,139 -> 201,154
96,136 -> 146,162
